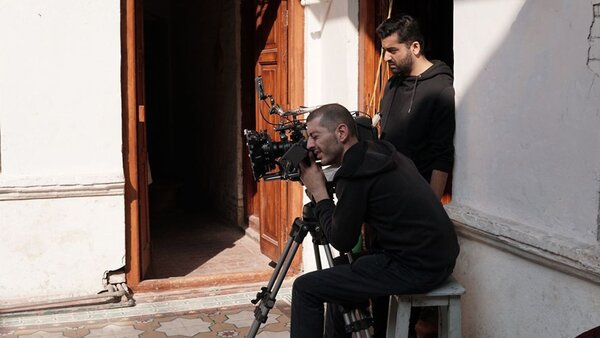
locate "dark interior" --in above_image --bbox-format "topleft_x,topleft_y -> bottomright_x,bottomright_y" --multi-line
142,0 -> 258,279
392,0 -> 454,69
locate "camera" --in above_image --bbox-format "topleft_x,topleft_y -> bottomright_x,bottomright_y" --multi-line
243,76 -> 378,182
243,77 -> 313,182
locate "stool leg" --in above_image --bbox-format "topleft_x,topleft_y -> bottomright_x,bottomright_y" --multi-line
447,297 -> 461,338
386,296 -> 411,338
438,305 -> 449,338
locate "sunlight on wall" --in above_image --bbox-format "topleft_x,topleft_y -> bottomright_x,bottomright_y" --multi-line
304,1 -> 358,110
302,0 -> 358,272
453,0 -> 600,242
454,0 -> 526,104
0,0 -> 126,299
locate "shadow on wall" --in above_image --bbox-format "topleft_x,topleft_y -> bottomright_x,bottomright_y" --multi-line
452,1 -> 600,336
453,0 -> 600,241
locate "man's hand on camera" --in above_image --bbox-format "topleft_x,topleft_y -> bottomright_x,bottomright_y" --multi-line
299,152 -> 329,203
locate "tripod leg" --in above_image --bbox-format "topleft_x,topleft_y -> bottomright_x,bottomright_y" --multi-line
247,219 -> 308,338
261,228 -> 298,294
313,243 -> 323,270
319,246 -> 372,338
322,243 -> 336,267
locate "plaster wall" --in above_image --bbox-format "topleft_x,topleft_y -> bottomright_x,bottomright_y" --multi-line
454,239 -> 600,338
302,0 -> 359,271
303,0 -> 359,110
453,0 -> 600,242
452,0 -> 600,335
0,196 -> 125,301
0,0 -> 125,300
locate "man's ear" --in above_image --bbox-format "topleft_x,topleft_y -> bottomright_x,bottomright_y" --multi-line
411,41 -> 421,56
336,123 -> 349,143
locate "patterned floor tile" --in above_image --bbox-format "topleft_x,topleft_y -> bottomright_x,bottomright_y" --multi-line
86,324 -> 144,338
224,310 -> 278,328
1,287 -> 293,338
155,317 -> 212,336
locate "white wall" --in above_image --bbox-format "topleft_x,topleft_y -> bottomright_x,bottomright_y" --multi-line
452,0 -> 600,336
302,0 -> 359,271
303,0 -> 359,110
453,0 -> 600,242
0,0 -> 125,300
454,239 -> 600,338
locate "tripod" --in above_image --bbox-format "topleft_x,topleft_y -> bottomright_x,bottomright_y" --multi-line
246,202 -> 373,338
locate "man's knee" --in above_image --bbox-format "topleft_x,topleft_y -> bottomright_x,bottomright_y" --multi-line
292,273 -> 313,295
292,271 -> 325,301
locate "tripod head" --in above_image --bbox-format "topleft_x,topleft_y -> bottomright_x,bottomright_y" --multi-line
303,180 -> 335,208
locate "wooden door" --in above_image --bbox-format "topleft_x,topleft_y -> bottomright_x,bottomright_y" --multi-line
135,0 -> 152,279
254,0 -> 289,262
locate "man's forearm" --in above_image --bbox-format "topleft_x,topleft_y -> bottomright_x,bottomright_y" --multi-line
310,188 -> 330,203
430,169 -> 448,200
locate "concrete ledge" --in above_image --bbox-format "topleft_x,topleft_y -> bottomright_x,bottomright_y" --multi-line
0,181 -> 124,201
446,204 -> 600,285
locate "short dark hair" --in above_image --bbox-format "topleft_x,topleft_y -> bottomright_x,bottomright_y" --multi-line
376,14 -> 425,50
307,103 -> 357,137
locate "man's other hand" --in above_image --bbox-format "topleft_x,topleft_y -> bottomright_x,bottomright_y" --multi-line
299,152 -> 329,203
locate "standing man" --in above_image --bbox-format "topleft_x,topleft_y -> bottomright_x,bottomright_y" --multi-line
292,103 -> 459,338
375,15 -> 457,337
377,15 -> 455,200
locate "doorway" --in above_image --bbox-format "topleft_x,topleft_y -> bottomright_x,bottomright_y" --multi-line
359,0 -> 454,114
123,0 -> 305,290
138,0 -> 271,287
391,0 -> 454,69
359,0 -> 454,202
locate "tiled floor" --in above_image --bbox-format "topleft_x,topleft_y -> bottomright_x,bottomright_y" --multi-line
0,210 -> 293,337
0,289 -> 292,337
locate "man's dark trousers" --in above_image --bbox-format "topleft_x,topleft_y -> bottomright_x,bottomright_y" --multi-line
290,252 -> 451,338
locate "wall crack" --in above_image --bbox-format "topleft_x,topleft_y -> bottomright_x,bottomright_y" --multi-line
587,3 -> 600,77
597,173 -> 600,242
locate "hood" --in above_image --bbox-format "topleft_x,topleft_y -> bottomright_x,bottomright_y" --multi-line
389,60 -> 453,84
413,60 -> 453,81
334,140 -> 398,180
386,60 -> 454,114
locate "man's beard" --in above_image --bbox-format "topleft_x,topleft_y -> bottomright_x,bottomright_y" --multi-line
390,53 -> 413,76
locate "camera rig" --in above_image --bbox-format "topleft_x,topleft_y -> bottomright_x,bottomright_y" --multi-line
244,76 -> 379,182
243,76 -> 316,182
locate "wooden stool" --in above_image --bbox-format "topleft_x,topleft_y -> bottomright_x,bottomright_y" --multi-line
386,276 -> 466,338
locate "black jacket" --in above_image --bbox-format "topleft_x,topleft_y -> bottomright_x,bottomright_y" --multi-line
314,140 -> 459,271
380,60 -> 455,181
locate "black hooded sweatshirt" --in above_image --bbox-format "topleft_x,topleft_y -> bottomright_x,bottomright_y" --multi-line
314,140 -> 459,272
379,60 -> 455,182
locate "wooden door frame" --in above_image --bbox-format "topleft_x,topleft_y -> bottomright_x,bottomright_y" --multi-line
122,0 -> 304,289
283,0 -> 304,271
358,0 -> 389,116
122,0 -> 142,288
358,0 -> 377,114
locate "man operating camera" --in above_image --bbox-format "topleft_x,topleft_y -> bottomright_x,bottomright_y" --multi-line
293,103 -> 459,338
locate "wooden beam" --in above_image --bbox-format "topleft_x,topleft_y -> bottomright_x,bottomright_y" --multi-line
287,0 -> 304,271
122,0 -> 141,288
